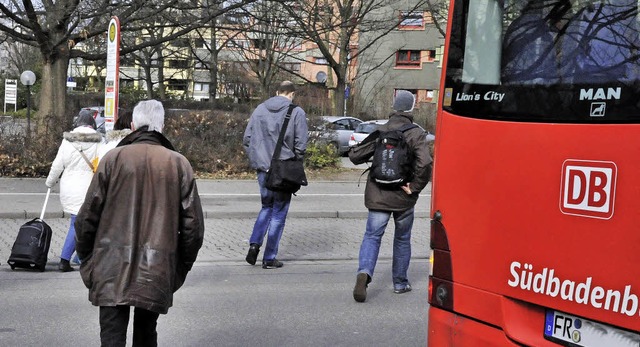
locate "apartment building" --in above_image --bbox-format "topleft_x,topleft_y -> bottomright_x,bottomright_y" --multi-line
66,1 -> 444,120
354,4 -> 445,128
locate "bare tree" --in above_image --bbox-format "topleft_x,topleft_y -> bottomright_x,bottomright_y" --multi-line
278,0 -> 429,115
0,0 -> 253,133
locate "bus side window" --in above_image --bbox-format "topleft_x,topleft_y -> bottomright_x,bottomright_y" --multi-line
559,0 -> 640,83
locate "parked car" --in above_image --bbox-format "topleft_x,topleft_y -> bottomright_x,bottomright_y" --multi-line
309,116 -> 363,155
348,119 -> 436,147
348,119 -> 388,147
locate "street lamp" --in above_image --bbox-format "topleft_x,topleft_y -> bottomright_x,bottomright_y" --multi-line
20,70 -> 36,139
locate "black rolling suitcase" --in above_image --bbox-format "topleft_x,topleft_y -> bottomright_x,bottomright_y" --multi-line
7,188 -> 52,272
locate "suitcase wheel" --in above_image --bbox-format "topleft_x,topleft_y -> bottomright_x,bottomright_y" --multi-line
10,264 -> 15,270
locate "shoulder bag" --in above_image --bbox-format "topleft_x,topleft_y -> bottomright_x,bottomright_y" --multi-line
265,104 -> 308,194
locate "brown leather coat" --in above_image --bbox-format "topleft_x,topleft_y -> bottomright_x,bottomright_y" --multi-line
349,113 -> 433,212
75,130 -> 204,314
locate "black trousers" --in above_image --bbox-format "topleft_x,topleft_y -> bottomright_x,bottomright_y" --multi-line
99,305 -> 160,347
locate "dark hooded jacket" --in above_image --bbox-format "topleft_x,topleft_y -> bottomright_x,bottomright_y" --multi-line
75,129 -> 205,314
349,113 -> 432,211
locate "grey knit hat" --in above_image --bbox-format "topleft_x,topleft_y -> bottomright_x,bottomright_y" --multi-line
392,90 -> 415,112
74,110 -> 97,129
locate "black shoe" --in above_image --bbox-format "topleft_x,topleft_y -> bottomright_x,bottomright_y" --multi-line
245,244 -> 260,265
394,284 -> 412,294
262,259 -> 283,269
353,273 -> 371,303
58,259 -> 74,272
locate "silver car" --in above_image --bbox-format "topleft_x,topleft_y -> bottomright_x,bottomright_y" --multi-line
309,116 -> 363,155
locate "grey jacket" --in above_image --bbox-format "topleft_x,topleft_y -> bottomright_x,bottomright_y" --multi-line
243,96 -> 308,172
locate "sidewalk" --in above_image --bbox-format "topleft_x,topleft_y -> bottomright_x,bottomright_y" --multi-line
0,160 -> 432,265
0,216 -> 431,265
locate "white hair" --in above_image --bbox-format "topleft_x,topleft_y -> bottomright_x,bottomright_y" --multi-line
132,99 -> 165,132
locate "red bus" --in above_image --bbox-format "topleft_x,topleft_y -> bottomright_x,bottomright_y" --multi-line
427,0 -> 640,345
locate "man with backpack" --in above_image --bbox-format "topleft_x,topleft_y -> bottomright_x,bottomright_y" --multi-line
348,90 -> 432,302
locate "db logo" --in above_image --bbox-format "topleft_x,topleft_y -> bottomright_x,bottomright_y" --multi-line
560,160 -> 617,219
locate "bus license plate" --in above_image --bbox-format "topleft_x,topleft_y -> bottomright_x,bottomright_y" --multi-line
544,310 -> 640,347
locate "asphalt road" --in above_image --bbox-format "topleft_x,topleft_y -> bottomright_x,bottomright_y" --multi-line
0,260 -> 430,346
0,162 -> 433,346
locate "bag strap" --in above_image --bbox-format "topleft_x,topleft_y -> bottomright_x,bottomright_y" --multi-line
272,104 -> 298,161
397,123 -> 418,133
75,147 -> 95,172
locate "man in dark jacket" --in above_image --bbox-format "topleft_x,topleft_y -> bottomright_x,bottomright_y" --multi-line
75,99 -> 205,346
348,90 -> 432,302
243,81 -> 308,269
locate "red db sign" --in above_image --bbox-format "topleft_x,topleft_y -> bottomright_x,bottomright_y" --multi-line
560,160 -> 617,219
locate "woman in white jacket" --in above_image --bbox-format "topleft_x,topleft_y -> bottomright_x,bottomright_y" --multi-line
97,109 -> 132,159
45,112 -> 103,272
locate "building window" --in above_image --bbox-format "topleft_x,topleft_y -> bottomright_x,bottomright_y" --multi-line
425,49 -> 436,62
194,60 -> 208,69
171,38 -> 190,48
425,90 -> 435,102
168,59 -> 190,69
252,39 -> 272,50
315,57 -> 328,65
399,11 -> 425,29
194,83 -> 210,92
168,79 -> 188,91
282,63 -> 301,73
395,50 -> 421,67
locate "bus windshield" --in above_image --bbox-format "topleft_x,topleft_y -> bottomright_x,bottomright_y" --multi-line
443,0 -> 640,123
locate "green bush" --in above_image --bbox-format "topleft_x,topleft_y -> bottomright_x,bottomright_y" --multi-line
304,141 -> 340,169
0,107 -> 345,178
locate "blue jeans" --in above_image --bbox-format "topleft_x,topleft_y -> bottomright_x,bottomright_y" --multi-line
248,171 -> 292,261
357,208 -> 414,289
61,214 -> 77,261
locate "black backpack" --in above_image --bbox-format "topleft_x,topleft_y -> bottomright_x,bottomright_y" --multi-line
369,123 -> 417,188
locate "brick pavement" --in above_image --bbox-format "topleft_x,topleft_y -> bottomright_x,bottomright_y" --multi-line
0,217 -> 431,264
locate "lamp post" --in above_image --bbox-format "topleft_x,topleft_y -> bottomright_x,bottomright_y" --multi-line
20,70 -> 36,139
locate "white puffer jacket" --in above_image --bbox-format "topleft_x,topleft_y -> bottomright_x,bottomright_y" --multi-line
97,129 -> 132,159
45,126 -> 104,214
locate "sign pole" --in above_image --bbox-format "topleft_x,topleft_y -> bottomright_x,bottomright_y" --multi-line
104,16 -> 121,132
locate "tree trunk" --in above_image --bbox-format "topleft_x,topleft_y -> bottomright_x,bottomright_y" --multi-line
144,64 -> 154,99
335,78 -> 346,117
157,49 -> 166,99
38,56 -> 70,135
209,27 -> 218,108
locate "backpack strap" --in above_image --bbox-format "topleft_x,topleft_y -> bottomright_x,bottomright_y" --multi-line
397,123 -> 418,133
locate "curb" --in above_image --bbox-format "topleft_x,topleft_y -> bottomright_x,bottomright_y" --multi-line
0,210 -> 431,220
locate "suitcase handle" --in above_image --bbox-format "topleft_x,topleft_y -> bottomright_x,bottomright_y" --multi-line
40,188 -> 50,220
